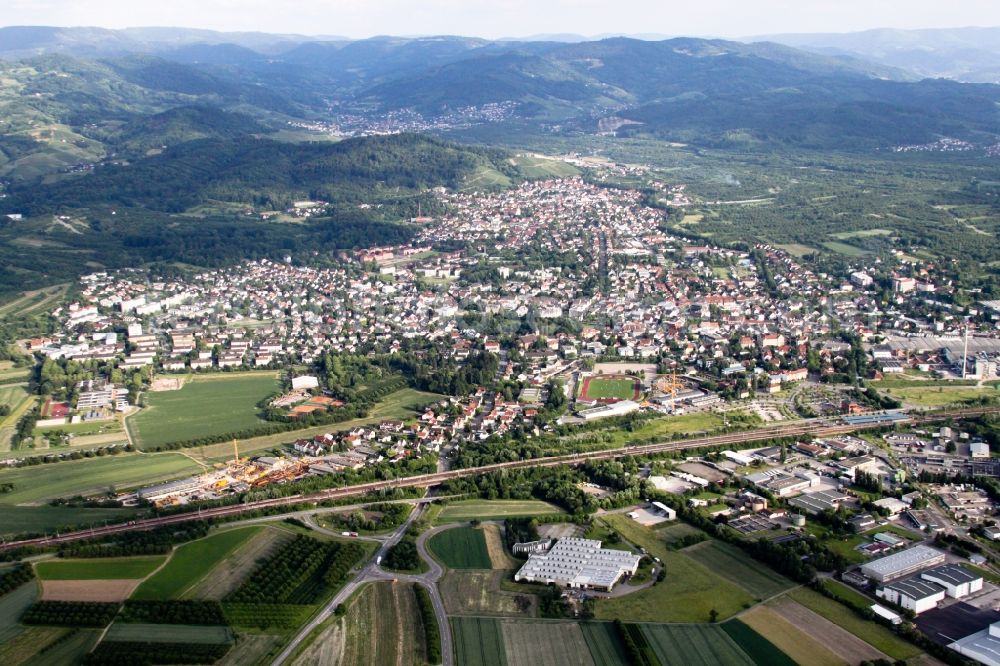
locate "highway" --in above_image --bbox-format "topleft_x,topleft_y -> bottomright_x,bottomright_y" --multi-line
2,405 -> 996,553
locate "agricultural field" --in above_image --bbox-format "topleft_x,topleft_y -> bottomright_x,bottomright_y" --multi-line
639,623 -> 756,666
104,622 -> 233,644
721,620 -> 797,666
435,499 -> 565,522
132,527 -> 263,600
428,526 -> 492,569
681,541 -> 794,599
740,605 -> 843,666
658,522 -> 705,546
785,587 -> 922,661
128,373 -> 279,449
594,515 -> 753,623
0,452 -> 200,506
190,527 -> 290,600
501,620 -> 596,666
509,155 -> 581,179
0,506 -> 137,540
0,626 -> 79,666
451,617 -> 508,666
766,597 -> 891,665
580,622 -> 631,666
440,570 -> 533,616
335,582 -> 428,666
35,556 -> 165,581
0,583 -> 38,643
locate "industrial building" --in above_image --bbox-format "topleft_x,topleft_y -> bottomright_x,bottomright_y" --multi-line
876,578 -> 947,615
136,476 -> 202,502
861,545 -> 947,583
514,537 -> 642,591
577,400 -> 640,421
921,564 -> 984,599
951,621 -> 1000,666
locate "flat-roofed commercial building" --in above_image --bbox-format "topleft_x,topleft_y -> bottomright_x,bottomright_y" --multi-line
921,564 -> 984,599
860,545 -> 947,583
876,578 -> 946,614
514,537 -> 642,591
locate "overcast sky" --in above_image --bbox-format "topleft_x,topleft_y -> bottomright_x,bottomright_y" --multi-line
4,0 -> 1000,39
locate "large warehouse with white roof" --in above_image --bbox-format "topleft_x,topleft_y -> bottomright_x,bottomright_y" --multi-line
514,537 -> 642,591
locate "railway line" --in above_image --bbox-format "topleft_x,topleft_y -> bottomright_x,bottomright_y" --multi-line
3,405 -> 997,552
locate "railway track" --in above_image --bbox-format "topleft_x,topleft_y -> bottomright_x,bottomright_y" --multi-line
3,406 -> 996,551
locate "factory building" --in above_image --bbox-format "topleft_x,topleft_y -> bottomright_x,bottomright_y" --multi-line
514,537 -> 642,591
860,545 -> 947,583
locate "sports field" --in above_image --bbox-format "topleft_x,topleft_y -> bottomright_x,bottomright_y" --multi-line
429,527 -> 492,569
132,527 -> 262,600
435,499 -> 565,522
640,624 -> 755,666
129,374 -> 279,449
682,541 -> 794,599
579,375 -> 640,402
35,556 -> 165,581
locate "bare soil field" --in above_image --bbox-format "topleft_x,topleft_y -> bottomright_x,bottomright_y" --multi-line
41,579 -> 138,602
482,523 -> 519,569
770,597 -> 888,664
149,377 -> 184,392
190,527 -> 290,600
440,570 -> 535,616
291,620 -> 345,666
741,605 -> 844,666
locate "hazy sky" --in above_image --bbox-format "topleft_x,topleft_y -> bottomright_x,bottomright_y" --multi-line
4,0 -> 1000,39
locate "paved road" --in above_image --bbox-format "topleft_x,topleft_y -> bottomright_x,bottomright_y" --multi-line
271,503 -> 430,666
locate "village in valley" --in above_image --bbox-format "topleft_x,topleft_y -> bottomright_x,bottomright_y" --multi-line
6,168 -> 1000,666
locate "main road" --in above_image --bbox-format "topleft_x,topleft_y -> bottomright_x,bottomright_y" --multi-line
2,406 -> 996,553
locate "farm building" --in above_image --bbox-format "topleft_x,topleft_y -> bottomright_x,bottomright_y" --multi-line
876,578 -> 946,615
861,545 -> 947,583
514,537 -> 642,591
650,501 -> 677,520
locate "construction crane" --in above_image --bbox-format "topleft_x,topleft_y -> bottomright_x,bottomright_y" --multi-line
654,371 -> 686,413
233,439 -> 240,465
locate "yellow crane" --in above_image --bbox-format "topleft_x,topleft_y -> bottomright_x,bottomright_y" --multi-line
655,371 -> 686,412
